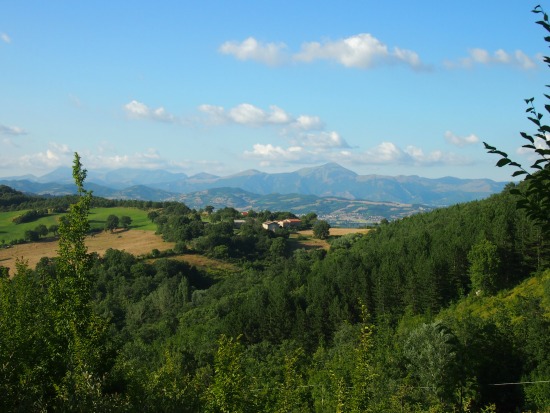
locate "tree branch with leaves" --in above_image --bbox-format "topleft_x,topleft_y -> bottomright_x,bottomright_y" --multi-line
484,5 -> 550,237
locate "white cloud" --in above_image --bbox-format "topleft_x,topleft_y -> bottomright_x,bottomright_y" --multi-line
351,142 -> 468,166
516,134 -> 549,160
294,33 -> 426,70
291,115 -> 324,130
292,131 -> 349,149
86,148 -> 170,170
0,123 -> 26,136
244,139 -> 470,169
1,33 -> 10,44
17,142 -> 73,170
444,131 -> 480,147
243,144 -> 305,166
199,102 -> 320,130
365,142 -> 406,163
124,100 -> 176,123
198,104 -> 226,124
445,48 -> 537,70
229,103 -> 269,125
219,37 -> 287,66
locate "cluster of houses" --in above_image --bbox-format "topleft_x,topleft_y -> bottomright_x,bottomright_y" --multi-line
232,217 -> 302,232
261,218 -> 302,232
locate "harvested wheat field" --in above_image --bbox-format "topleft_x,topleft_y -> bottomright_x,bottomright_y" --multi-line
0,230 -> 175,274
291,227 -> 371,251
297,227 -> 370,238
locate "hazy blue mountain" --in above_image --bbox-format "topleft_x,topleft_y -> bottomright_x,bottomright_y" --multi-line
0,180 -> 123,198
2,163 -> 506,206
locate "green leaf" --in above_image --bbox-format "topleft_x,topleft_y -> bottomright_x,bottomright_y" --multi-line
528,116 -> 542,126
512,170 -> 528,177
520,131 -> 535,142
496,158 -> 511,167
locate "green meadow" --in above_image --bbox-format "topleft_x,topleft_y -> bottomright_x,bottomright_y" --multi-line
0,207 -> 156,244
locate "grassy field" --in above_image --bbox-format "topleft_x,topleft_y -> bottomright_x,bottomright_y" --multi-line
0,207 -> 155,244
88,207 -> 156,231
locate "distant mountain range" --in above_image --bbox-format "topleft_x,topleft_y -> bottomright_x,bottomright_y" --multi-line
0,163 -> 508,224
0,163 -> 506,206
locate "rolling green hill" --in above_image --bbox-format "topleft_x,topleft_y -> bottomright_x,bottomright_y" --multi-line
0,207 -> 155,243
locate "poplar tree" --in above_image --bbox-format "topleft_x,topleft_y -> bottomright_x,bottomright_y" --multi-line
50,152 -> 109,407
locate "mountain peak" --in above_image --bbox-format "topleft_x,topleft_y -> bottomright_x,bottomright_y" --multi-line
227,169 -> 264,178
297,162 -> 357,178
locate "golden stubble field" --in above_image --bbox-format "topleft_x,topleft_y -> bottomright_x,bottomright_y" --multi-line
291,227 -> 371,250
0,230 -> 175,274
0,227 -> 371,274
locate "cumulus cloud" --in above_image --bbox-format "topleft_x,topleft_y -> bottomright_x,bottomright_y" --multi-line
124,100 -> 176,123
199,102 -> 323,130
347,142 -> 468,166
290,115 -> 324,130
445,48 -> 538,70
245,138 -> 470,168
292,131 -> 349,149
219,37 -> 287,66
219,33 -> 427,70
444,131 -> 480,147
86,148 -> 170,170
244,143 -> 304,166
243,131 -> 350,167
294,33 -> 426,70
1,33 -> 10,44
0,123 -> 26,136
17,142 -> 73,169
516,134 -> 549,159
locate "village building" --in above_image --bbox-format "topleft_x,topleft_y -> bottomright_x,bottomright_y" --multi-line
262,221 -> 281,232
278,218 -> 302,229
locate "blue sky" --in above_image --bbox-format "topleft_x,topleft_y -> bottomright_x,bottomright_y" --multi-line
1,1 -> 548,180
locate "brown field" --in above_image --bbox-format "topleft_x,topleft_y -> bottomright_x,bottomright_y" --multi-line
168,254 -> 239,273
0,230 -> 175,274
0,227 -> 370,275
291,227 -> 371,251
298,227 -> 371,237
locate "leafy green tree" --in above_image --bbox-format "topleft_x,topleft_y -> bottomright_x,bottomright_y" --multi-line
48,223 -> 59,236
274,348 -> 309,413
206,335 -> 249,413
147,210 -> 160,222
300,212 -> 318,229
24,229 -> 39,242
313,219 -> 331,240
402,321 -> 459,408
468,239 -> 500,295
0,261 -> 54,410
349,306 -> 377,412
120,215 -> 132,229
484,5 -> 550,238
35,223 -> 48,238
105,214 -> 119,232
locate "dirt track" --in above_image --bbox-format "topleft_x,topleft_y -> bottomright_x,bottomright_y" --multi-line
0,230 -> 175,274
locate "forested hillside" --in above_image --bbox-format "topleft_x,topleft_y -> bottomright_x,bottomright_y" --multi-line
0,151 -> 549,412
